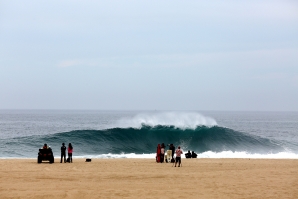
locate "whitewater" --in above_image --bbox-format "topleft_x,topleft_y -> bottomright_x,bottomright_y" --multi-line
0,110 -> 297,159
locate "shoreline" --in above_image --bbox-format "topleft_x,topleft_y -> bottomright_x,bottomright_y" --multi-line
1,158 -> 297,198
1,154 -> 298,160
1,157 -> 298,160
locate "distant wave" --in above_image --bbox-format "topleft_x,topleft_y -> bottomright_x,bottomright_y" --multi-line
1,111 -> 297,158
3,125 -> 286,157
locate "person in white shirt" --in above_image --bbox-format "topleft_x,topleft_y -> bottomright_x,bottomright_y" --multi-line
160,143 -> 165,163
175,146 -> 183,167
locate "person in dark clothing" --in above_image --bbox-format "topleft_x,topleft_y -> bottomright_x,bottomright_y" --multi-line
169,144 -> 175,160
185,150 -> 192,158
60,143 -> 66,163
191,151 -> 198,158
172,144 -> 175,159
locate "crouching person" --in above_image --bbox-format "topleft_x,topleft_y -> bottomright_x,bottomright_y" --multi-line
185,150 -> 191,158
191,151 -> 197,158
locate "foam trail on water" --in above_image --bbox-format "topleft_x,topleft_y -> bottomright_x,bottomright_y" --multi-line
75,153 -> 156,159
116,111 -> 217,129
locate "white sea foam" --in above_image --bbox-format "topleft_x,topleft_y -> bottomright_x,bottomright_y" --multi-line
197,151 -> 298,159
1,151 -> 297,159
116,111 -> 217,129
74,151 -> 298,159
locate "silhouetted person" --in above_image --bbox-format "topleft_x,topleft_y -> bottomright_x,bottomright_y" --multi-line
169,144 -> 175,160
191,151 -> 197,158
60,143 -> 66,163
43,143 -> 48,149
185,150 -> 191,158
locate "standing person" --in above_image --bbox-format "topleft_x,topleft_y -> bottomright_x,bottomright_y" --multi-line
68,143 -> 73,163
169,144 -> 175,160
156,144 -> 161,163
60,143 -> 66,163
160,143 -> 165,163
175,146 -> 183,167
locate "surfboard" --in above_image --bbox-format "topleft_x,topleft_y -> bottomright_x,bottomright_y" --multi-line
166,150 -> 172,163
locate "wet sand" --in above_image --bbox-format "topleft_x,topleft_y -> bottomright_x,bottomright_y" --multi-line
0,158 -> 297,199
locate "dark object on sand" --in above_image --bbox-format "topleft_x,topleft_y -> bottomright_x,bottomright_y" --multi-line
66,157 -> 70,163
185,150 -> 192,158
86,158 -> 92,162
38,148 -> 54,163
191,151 -> 197,158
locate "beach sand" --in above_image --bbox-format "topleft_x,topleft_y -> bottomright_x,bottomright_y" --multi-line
0,158 -> 297,199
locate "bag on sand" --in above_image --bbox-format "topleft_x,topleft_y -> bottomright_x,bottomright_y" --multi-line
171,158 -> 175,163
66,157 -> 70,163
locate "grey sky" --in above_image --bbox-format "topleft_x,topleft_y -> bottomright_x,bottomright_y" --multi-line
1,0 -> 298,111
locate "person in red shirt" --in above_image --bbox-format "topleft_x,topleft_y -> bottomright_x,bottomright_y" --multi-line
156,144 -> 161,162
68,143 -> 73,163
175,146 -> 183,167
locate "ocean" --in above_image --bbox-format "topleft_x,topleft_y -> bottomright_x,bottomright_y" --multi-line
0,110 -> 297,159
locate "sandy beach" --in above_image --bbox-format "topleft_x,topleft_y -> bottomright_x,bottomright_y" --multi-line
0,158 -> 297,199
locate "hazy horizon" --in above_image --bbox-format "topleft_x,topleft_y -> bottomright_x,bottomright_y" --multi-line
1,1 -> 297,111
1,109 -> 297,113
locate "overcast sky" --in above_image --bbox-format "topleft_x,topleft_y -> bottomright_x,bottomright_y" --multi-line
0,0 -> 297,111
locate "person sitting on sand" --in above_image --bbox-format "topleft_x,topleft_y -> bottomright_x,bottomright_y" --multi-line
191,151 -> 197,158
185,150 -> 191,158
175,146 -> 183,167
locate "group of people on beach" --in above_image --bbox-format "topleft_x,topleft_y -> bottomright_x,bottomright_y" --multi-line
185,150 -> 198,158
42,143 -> 73,163
156,143 -> 183,167
60,143 -> 73,163
156,143 -> 166,163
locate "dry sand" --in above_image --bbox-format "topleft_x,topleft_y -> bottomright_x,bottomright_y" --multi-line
0,158 -> 297,199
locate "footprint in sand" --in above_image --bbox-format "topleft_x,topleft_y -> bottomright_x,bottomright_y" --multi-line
44,167 -> 51,171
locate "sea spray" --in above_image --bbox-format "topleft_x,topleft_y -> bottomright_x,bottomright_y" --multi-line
116,112 -> 218,129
